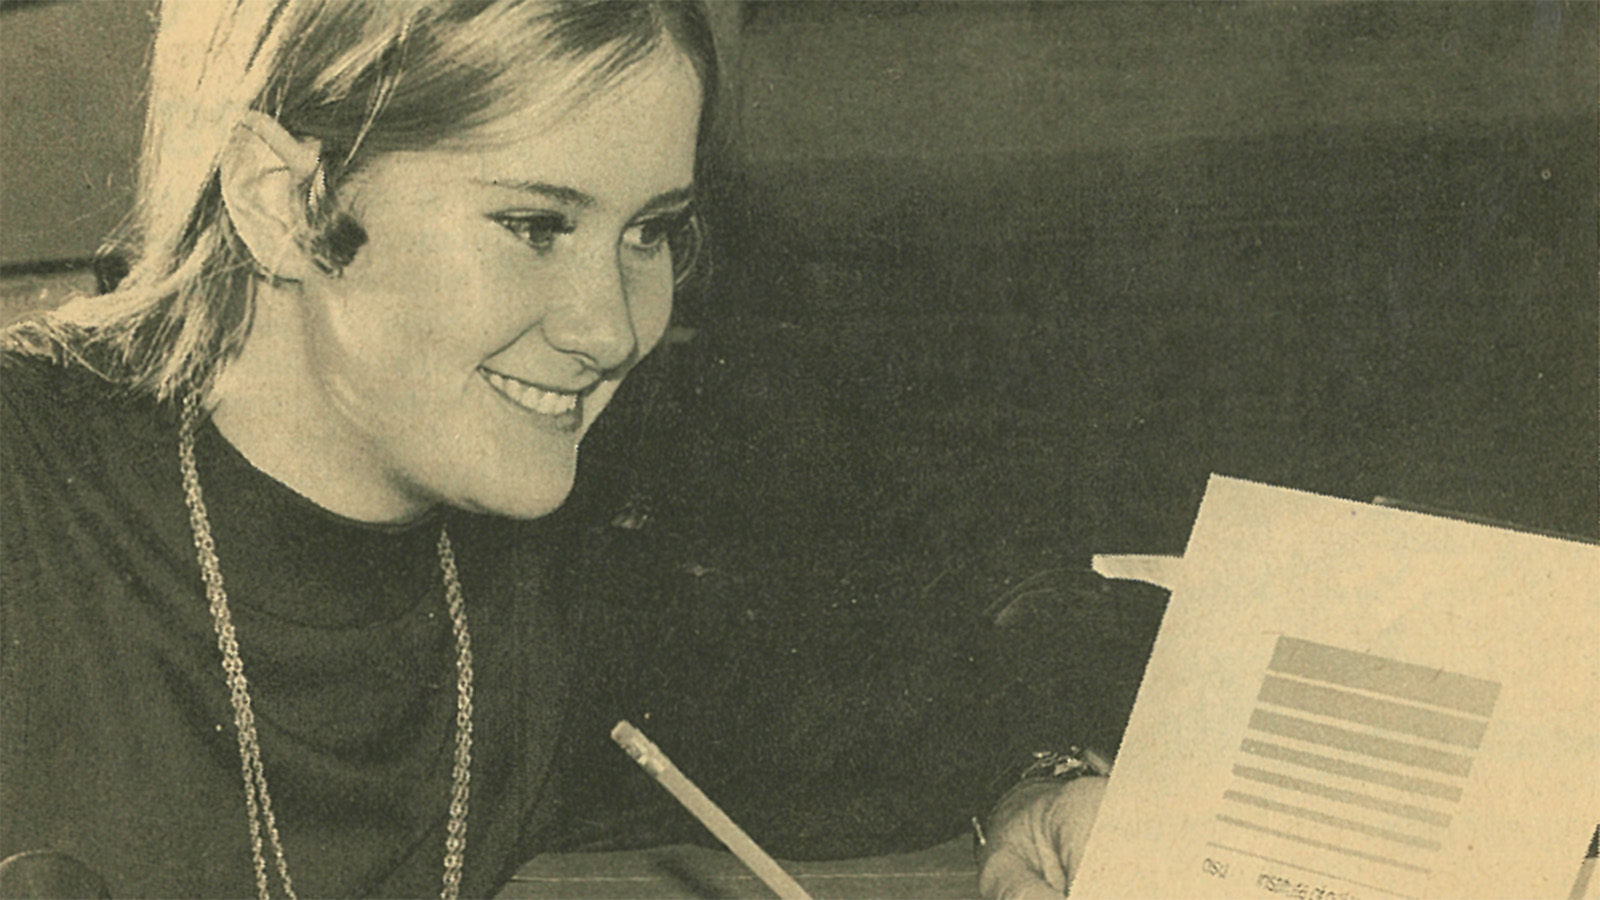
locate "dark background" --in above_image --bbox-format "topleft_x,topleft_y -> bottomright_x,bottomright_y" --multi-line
579,1 -> 1598,568
4,1 -> 1594,548
2,0 -> 1595,856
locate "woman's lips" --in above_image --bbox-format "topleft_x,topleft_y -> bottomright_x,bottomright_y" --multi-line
479,368 -> 583,427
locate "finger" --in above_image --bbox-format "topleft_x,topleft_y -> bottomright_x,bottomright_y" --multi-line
978,845 -> 1067,900
1045,776 -> 1110,889
1029,799 -> 1072,892
1083,748 -> 1112,776
981,781 -> 1071,892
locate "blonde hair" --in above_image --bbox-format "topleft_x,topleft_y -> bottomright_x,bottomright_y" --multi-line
7,0 -> 718,401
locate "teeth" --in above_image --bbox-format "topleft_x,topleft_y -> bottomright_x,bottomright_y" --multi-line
483,370 -> 578,416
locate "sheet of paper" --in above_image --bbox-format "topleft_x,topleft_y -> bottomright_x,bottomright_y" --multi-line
1091,553 -> 1184,591
1072,475 -> 1599,900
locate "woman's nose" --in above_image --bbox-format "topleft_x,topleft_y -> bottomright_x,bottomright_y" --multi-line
542,247 -> 638,373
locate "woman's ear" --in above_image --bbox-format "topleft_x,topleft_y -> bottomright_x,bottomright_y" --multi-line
219,111 -> 323,282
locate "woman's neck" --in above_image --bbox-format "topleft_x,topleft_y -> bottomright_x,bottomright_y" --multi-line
207,282 -> 434,525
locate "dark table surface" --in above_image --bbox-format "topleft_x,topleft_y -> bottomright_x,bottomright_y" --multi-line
497,836 -> 977,900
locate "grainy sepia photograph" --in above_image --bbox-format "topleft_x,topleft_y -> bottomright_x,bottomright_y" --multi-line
1,2 -> 1595,898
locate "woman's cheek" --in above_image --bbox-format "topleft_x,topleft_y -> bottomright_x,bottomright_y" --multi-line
579,380 -> 625,438
630,271 -> 676,358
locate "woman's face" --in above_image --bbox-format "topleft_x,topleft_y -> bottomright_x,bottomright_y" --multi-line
290,49 -> 700,521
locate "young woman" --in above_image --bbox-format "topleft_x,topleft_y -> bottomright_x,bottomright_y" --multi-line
1,2 -> 1116,896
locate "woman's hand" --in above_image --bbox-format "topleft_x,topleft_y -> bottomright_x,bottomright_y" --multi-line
976,775 -> 1108,899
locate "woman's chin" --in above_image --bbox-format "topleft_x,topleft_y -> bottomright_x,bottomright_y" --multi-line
460,484 -> 574,521
429,445 -> 582,520
421,460 -> 575,520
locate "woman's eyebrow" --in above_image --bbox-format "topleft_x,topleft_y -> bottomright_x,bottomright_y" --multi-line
477,180 -> 696,214
479,180 -> 595,208
638,186 -> 697,214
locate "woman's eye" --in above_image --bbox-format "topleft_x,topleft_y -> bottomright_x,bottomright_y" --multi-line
623,211 -> 691,257
492,213 -> 575,252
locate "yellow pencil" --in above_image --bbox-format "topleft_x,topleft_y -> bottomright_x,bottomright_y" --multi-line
611,720 -> 815,900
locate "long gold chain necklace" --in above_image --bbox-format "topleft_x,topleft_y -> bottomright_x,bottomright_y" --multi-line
179,394 -> 474,900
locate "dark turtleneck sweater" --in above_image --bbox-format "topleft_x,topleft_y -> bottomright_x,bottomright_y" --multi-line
1,351 -> 574,897
2,347 -> 1169,897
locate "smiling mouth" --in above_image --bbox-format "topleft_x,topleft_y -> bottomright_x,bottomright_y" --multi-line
479,368 -> 582,419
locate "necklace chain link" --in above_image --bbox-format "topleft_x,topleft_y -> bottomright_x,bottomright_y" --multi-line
180,394 -> 472,900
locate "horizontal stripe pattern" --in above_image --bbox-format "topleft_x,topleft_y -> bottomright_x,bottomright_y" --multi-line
1222,791 -> 1443,850
1215,815 -> 1433,874
1257,675 -> 1488,748
1247,709 -> 1475,776
1212,636 -> 1503,898
1268,637 -> 1499,716
1238,740 -> 1463,801
1231,765 -> 1452,826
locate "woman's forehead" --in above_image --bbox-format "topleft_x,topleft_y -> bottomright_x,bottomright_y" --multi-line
443,42 -> 704,151
354,48 -> 701,208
